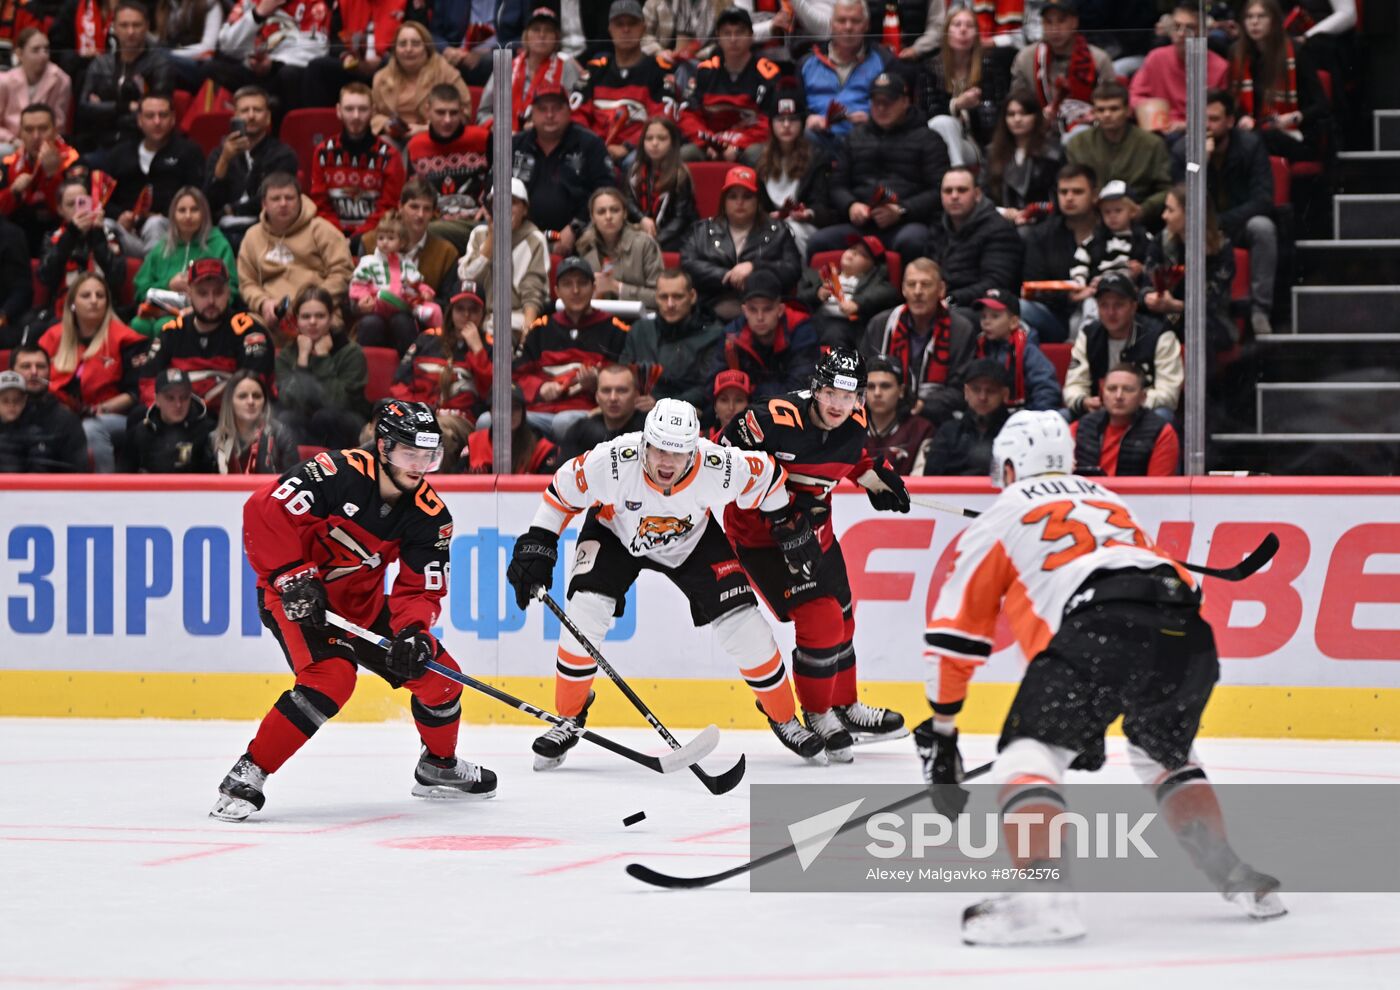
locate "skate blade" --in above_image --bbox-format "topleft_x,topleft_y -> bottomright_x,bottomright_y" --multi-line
411,782 -> 497,800
849,726 -> 912,746
825,744 -> 854,763
803,749 -> 831,767
209,796 -> 258,822
532,753 -> 568,771
1228,890 -> 1288,920
961,898 -> 1087,946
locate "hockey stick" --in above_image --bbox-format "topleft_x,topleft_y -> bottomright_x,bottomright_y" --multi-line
536,589 -> 747,796
324,612 -> 718,777
908,497 -> 1280,582
625,760 -> 996,890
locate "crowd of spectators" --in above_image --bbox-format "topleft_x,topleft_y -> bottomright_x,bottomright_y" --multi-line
0,0 -> 1359,477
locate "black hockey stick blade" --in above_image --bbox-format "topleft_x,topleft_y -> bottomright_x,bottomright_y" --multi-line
1178,532 -> 1280,581
693,753 -> 746,795
626,761 -> 994,890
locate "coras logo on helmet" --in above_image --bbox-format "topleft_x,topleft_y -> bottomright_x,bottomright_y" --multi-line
375,399 -> 445,480
812,347 -> 867,394
990,410 -> 1075,488
643,398 -> 700,454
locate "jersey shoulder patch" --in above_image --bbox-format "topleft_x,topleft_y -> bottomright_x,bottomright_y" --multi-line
611,316 -> 630,332
756,57 -> 780,79
231,312 -> 256,335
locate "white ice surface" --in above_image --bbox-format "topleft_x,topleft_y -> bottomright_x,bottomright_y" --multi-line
1,719 -> 1397,989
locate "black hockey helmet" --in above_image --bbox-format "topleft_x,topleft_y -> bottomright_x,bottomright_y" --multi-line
374,399 -> 444,475
812,347 -> 867,395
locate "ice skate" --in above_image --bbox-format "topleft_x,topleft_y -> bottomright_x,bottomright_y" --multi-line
962,888 -> 1087,946
760,703 -> 828,764
209,753 -> 268,822
532,691 -> 594,770
412,749 -> 498,799
835,701 -> 908,743
1223,863 -> 1287,920
803,708 -> 854,763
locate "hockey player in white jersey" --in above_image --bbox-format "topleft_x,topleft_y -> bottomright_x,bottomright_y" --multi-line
506,398 -> 830,767
916,410 -> 1285,946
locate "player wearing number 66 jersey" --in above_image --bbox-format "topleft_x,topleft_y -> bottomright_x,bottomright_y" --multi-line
918,411 -> 1284,946
210,400 -> 496,823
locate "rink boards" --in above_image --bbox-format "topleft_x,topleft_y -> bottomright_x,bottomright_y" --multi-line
1,475 -> 1397,739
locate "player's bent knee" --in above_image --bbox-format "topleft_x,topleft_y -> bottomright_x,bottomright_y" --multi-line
299,658 -> 357,710
712,606 -> 778,660
996,737 -> 1074,789
561,592 -> 617,651
788,598 -> 845,647
1127,742 -> 1204,790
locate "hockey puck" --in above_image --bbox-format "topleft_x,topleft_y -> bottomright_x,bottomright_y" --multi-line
623,811 -> 646,827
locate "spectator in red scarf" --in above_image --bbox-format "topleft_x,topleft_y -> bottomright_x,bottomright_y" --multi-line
705,269 -> 818,402
971,288 -> 1062,411
0,103 -> 80,254
1010,0 -> 1114,139
624,116 -> 697,251
1229,0 -> 1330,163
476,7 -> 582,132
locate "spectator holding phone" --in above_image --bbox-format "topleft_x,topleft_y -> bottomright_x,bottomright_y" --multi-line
204,86 -> 298,252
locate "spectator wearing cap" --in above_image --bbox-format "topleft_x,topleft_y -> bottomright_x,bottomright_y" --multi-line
511,81 -> 613,256
130,187 -> 238,338
861,257 -> 977,426
275,285 -> 370,450
458,177 -> 549,339
1062,270 -> 1182,420
1019,161 -> 1099,343
1071,362 -> 1179,477
465,383 -> 560,474
477,7 -> 582,132
572,3 -> 673,168
140,257 -> 272,415
864,354 -> 935,476
505,256 -> 631,439
800,1 -> 892,153
681,164 -> 802,321
797,234 -> 901,349
574,186 -> 664,312
971,289 -> 1062,411
2,346 -> 89,472
0,366 -> 88,472
921,357 -> 1014,476
807,68 -> 950,263
1070,179 -> 1152,297
926,164 -> 1025,309
370,21 -> 474,138
393,282 -> 493,417
1010,0 -> 1115,138
1129,2 -> 1230,136
755,82 -> 839,258
707,368 -> 752,441
678,7 -> 780,165
237,173 -> 354,336
706,269 -> 819,402
621,268 -> 724,415
558,363 -> 649,462
1065,80 -> 1172,223
129,367 -> 216,473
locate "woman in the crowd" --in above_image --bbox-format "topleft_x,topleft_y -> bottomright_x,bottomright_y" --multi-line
475,6 -> 581,130
38,272 -> 147,471
464,384 -> 558,474
573,187 -> 663,311
371,21 -> 473,138
0,29 -> 71,154
983,88 -> 1063,225
1144,184 -> 1238,352
274,285 -> 369,450
753,90 -> 836,259
152,0 -> 222,60
624,116 -> 696,252
210,368 -> 297,473
131,187 -> 237,337
38,177 -> 125,307
1229,0 -> 1331,162
391,286 -> 494,418
681,164 -> 802,320
918,5 -> 1013,167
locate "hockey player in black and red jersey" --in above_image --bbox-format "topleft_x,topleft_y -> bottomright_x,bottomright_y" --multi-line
139,259 -> 273,415
722,347 -> 912,761
210,400 -> 495,822
309,82 -> 407,241
679,6 -> 782,164
571,2 -> 674,167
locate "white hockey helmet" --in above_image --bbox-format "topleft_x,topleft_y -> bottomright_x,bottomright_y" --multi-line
643,398 -> 701,455
990,410 -> 1074,488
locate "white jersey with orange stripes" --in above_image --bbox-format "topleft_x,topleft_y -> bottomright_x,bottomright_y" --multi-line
531,433 -> 791,568
926,474 -> 1194,667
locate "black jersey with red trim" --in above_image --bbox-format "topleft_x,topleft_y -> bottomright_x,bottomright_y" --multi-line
679,54 -> 781,150
512,309 -> 630,414
140,309 -> 274,413
721,389 -> 875,549
243,447 -> 453,633
571,53 -> 673,149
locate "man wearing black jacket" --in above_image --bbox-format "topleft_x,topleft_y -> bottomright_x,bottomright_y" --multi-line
926,166 -> 1024,309
806,70 -> 949,262
130,368 -> 216,473
204,86 -> 299,251
511,83 -> 614,256
88,93 -> 205,258
1020,162 -> 1100,343
74,1 -> 174,151
921,359 -> 1013,477
620,269 -> 724,414
0,217 -> 32,348
0,363 -> 89,473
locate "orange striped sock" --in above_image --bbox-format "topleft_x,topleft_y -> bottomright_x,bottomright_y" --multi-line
740,651 -> 797,723
554,647 -> 596,717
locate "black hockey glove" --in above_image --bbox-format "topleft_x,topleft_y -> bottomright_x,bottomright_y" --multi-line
507,527 -> 559,610
274,564 -> 326,628
864,460 -> 910,513
770,509 -> 822,581
913,718 -> 969,816
385,627 -> 437,681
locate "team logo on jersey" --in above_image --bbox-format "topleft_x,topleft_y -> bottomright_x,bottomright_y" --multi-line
342,502 -> 359,517
625,500 -> 642,510
320,526 -> 381,581
705,453 -> 724,468
741,410 -> 764,443
619,446 -> 638,461
711,560 -> 743,580
631,515 -> 694,553
438,524 -> 453,540
315,452 -> 338,475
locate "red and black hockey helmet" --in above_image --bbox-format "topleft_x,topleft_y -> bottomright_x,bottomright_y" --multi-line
374,399 -> 444,474
811,347 -> 867,395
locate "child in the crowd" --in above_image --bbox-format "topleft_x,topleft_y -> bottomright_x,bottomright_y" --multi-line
796,235 -> 902,348
1070,179 -> 1152,324
349,210 -> 442,353
970,289 -> 1063,412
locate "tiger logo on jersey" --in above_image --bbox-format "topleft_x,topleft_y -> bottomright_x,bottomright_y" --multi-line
630,514 -> 695,553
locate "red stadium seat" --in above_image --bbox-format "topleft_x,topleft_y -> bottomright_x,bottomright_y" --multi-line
467,86 -> 483,118
1231,248 -> 1250,307
362,346 -> 399,403
1269,156 -> 1291,206
685,161 -> 732,219
280,107 -> 340,174
0,349 -> 9,371
1040,342 -> 1072,386
117,256 -> 140,307
172,90 -> 192,123
187,111 -> 233,156
661,251 -> 681,270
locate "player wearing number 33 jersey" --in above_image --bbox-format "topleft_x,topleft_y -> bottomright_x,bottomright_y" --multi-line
210,400 -> 496,824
